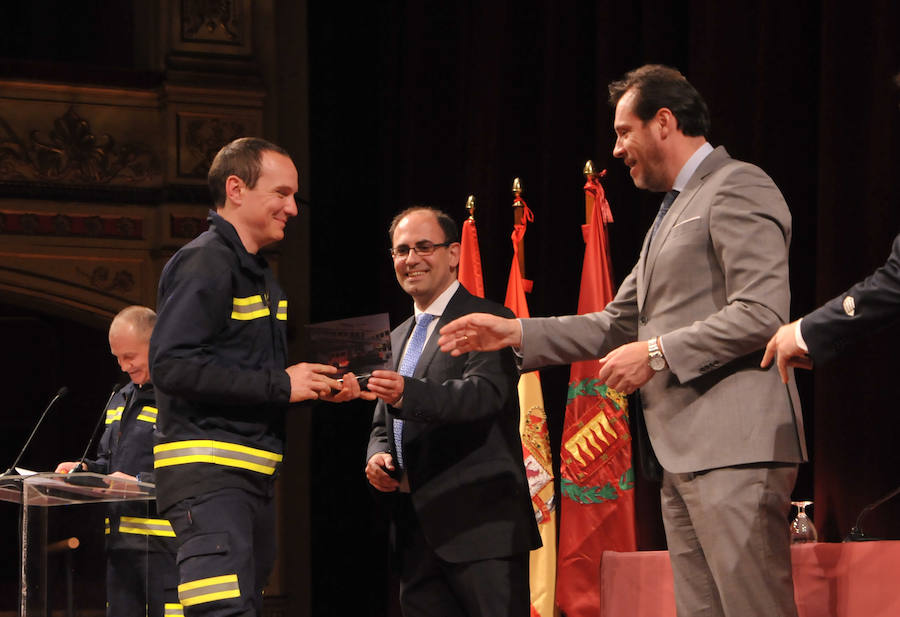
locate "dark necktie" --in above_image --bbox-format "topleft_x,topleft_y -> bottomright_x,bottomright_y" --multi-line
393,312 -> 436,469
648,189 -> 680,248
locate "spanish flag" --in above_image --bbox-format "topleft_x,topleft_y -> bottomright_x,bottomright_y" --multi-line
505,196 -> 557,617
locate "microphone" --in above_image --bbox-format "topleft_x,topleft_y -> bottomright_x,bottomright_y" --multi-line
68,382 -> 126,475
1,386 -> 69,477
844,484 -> 900,541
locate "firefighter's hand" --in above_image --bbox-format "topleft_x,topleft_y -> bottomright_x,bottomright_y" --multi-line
286,362 -> 340,402
321,371 -> 369,403
55,461 -> 81,474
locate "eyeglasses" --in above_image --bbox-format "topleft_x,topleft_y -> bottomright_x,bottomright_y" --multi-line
389,241 -> 452,259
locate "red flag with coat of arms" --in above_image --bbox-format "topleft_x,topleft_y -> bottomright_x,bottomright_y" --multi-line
556,171 -> 636,617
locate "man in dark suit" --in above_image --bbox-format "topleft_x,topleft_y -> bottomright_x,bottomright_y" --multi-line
762,233 -> 900,381
439,65 -> 806,617
363,206 -> 540,617
763,72 -> 900,381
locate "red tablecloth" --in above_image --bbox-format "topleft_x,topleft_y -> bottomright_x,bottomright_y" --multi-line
600,541 -> 900,617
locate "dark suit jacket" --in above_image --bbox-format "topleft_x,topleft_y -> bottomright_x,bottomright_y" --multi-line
366,285 -> 541,563
802,233 -> 900,364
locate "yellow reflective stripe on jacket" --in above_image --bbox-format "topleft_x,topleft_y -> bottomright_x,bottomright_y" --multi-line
178,574 -> 240,607
164,604 -> 184,617
105,517 -> 110,535
276,299 -> 287,321
231,295 -> 270,320
105,406 -> 124,424
136,405 -> 158,423
118,516 -> 176,537
153,440 -> 283,475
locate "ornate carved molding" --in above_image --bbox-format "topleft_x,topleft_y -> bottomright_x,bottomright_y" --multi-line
0,106 -> 161,186
178,114 -> 248,179
0,210 -> 144,239
182,0 -> 244,45
170,214 -> 210,239
75,266 -> 136,294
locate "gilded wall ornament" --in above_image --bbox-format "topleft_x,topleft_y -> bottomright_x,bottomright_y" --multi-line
0,107 -> 161,185
76,266 -> 136,293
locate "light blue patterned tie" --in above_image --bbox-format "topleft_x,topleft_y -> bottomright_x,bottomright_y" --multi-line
393,313 -> 436,469
649,189 -> 680,248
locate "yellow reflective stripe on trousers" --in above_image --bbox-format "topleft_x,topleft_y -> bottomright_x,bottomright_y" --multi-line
276,299 -> 287,321
164,603 -> 184,616
153,440 -> 283,475
118,516 -> 176,537
231,295 -> 270,320
105,406 -> 124,424
136,405 -> 158,423
178,574 -> 240,607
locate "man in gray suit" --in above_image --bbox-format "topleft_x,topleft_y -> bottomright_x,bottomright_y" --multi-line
439,65 -> 806,617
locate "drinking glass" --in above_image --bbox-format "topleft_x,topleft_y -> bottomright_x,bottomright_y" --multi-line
790,500 -> 818,543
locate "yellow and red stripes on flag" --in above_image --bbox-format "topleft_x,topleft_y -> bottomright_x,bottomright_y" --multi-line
556,170 -> 636,617
458,206 -> 485,298
505,196 -> 557,617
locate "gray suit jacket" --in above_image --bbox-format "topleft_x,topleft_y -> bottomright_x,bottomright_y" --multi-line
520,146 -> 807,473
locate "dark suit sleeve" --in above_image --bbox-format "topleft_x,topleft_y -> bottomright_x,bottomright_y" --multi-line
366,399 -> 390,462
395,345 -> 519,425
802,233 -> 900,364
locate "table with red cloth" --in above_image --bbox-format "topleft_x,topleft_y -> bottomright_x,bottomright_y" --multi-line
600,541 -> 900,617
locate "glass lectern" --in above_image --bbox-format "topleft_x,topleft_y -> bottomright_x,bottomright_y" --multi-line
0,472 -> 155,616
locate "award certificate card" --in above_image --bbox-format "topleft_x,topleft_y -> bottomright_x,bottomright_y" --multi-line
305,313 -> 392,379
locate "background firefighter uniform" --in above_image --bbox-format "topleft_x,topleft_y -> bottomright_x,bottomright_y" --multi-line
82,381 -> 180,617
150,211 -> 291,615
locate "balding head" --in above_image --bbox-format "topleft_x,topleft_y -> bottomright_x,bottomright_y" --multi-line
109,306 -> 156,342
109,306 -> 156,385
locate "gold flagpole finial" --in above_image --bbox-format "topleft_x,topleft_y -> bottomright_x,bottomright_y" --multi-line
466,194 -> 476,220
512,177 -> 523,201
584,160 -> 595,179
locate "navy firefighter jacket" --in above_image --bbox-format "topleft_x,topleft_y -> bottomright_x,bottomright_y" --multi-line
149,210 -> 292,513
83,381 -> 176,552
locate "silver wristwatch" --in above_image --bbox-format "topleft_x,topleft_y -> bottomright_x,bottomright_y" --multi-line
648,337 -> 666,371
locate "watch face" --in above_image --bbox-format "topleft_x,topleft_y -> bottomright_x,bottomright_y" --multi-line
649,355 -> 666,371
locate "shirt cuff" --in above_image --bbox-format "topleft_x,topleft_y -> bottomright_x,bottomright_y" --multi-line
657,335 -> 667,358
794,319 -> 809,352
513,318 -> 524,358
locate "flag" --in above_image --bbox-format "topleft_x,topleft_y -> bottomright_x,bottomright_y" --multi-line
459,216 -> 485,298
505,196 -> 557,617
556,172 -> 636,617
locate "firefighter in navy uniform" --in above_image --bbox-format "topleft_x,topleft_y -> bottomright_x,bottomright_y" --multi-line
148,137 -> 360,616
56,305 -> 181,617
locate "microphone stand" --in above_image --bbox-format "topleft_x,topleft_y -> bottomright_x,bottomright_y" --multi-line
844,485 -> 900,541
1,387 -> 69,478
69,383 -> 125,474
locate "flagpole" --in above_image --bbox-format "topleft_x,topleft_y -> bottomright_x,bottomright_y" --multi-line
512,177 -> 525,276
458,193 -> 486,298
583,161 -> 597,223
